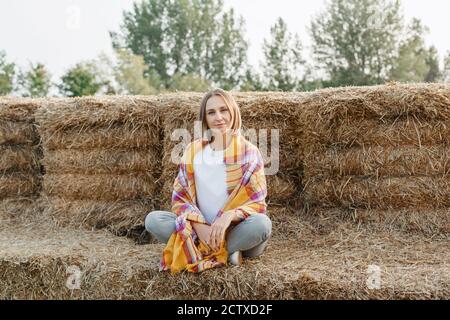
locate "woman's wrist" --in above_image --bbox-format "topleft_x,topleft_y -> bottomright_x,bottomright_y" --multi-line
227,210 -> 241,223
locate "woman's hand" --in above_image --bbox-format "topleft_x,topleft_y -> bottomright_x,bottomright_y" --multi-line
209,213 -> 234,251
191,222 -> 212,246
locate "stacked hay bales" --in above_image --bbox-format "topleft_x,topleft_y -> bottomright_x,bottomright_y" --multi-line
157,92 -> 304,210
1,86 -> 450,300
239,93 -> 305,207
300,83 -> 450,235
0,98 -> 42,219
157,93 -> 202,210
35,96 -> 162,235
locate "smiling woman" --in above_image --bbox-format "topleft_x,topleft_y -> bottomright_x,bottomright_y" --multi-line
145,88 -> 271,274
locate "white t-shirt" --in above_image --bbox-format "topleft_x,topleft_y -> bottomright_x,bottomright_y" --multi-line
193,143 -> 230,224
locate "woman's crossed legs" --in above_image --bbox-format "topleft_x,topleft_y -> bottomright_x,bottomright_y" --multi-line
144,210 -> 272,258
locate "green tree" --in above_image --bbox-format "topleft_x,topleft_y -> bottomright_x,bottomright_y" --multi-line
443,52 -> 450,83
111,0 -> 248,89
261,17 -> 305,91
18,62 -> 52,97
115,49 -> 161,94
169,73 -> 211,91
301,65 -> 324,91
111,0 -> 168,84
209,8 -> 249,89
184,0 -> 222,78
112,49 -> 161,94
310,0 -> 403,86
59,62 -> 104,97
93,53 -> 117,95
0,50 -> 16,95
424,46 -> 441,83
390,18 -> 430,82
240,68 -> 265,91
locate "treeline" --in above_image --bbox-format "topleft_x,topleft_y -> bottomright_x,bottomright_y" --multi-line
1,0 -> 450,97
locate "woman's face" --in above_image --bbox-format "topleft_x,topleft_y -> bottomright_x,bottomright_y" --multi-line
205,95 -> 232,135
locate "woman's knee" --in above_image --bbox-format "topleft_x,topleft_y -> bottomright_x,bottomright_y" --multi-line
227,214 -> 272,254
144,211 -> 157,233
248,214 -> 272,241
144,210 -> 174,234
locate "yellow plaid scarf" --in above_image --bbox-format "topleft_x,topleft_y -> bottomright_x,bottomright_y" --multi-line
160,134 -> 267,274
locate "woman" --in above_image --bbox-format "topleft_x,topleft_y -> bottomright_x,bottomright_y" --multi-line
145,88 -> 271,274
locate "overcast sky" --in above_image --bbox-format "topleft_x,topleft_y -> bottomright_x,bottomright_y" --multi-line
1,0 -> 449,83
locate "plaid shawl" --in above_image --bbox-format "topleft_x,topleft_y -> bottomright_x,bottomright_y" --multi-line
160,134 -> 267,274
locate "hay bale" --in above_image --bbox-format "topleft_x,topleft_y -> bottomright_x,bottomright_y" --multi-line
0,97 -> 39,122
39,196 -> 156,233
0,145 -> 41,173
35,96 -> 161,132
302,117 -> 450,152
266,174 -> 301,205
42,173 -> 158,202
0,120 -> 37,145
42,148 -> 161,175
364,83 -> 450,120
40,126 -> 159,151
300,83 -> 450,125
0,197 -> 40,220
305,175 -> 450,209
159,92 -> 304,172
298,84 -> 450,154
297,83 -> 450,243
238,94 -> 305,172
0,173 -> 40,199
304,145 -> 450,180
294,206 -> 450,237
0,206 -> 448,299
299,83 -> 450,231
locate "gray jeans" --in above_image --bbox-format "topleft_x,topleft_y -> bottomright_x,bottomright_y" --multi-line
145,210 -> 272,258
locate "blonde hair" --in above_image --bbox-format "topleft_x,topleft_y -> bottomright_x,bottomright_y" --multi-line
199,88 -> 242,142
